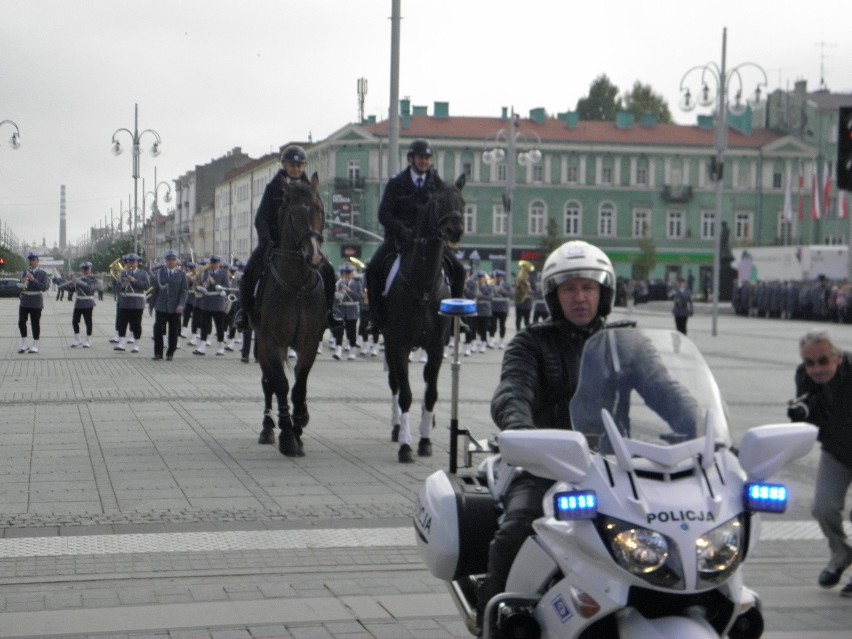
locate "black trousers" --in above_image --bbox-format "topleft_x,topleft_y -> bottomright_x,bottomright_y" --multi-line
182,302 -> 194,328
117,307 -> 143,339
515,306 -> 531,331
200,309 -> 227,342
153,311 -> 181,356
72,307 -> 93,335
18,307 -> 42,339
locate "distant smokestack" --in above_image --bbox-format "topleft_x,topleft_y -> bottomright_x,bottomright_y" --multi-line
59,185 -> 66,250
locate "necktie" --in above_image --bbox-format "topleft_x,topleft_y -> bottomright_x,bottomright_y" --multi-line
416,177 -> 423,189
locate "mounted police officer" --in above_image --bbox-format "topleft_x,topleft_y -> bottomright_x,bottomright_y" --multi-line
114,253 -> 150,353
234,145 -> 342,332
62,261 -> 98,348
148,249 -> 188,360
365,138 -> 465,331
17,251 -> 50,354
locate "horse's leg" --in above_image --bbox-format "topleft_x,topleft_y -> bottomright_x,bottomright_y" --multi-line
258,340 -> 297,457
291,334 -> 320,457
417,334 -> 444,457
258,374 -> 276,444
390,394 -> 401,442
386,345 -> 414,463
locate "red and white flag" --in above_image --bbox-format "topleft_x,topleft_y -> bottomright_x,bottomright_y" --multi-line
797,163 -> 805,222
811,163 -> 821,220
823,160 -> 832,217
783,165 -> 793,222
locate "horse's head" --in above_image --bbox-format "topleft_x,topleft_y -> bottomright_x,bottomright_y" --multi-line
415,173 -> 466,249
278,172 -> 325,268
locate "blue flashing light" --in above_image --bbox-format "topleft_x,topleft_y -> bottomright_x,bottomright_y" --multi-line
439,298 -> 477,316
554,490 -> 598,521
744,482 -> 788,513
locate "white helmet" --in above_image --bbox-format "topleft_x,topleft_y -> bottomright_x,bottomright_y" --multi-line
541,240 -> 615,318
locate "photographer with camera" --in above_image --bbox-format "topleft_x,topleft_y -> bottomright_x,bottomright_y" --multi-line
789,330 -> 852,596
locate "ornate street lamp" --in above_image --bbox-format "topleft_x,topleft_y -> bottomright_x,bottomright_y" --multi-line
482,110 -> 542,281
111,104 -> 162,256
679,27 -> 766,336
143,172 -> 172,260
0,119 -> 21,151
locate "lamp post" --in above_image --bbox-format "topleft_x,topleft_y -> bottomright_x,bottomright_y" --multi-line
0,119 -> 21,151
482,110 -> 541,281
111,103 -> 162,257
679,27 -> 766,336
143,169 -> 173,261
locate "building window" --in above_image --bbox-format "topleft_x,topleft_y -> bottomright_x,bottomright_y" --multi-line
532,164 -> 544,183
563,202 -> 581,236
735,211 -> 753,241
598,203 -> 615,237
462,162 -> 472,179
567,164 -> 578,184
347,160 -> 360,183
497,164 -> 507,182
601,165 -> 613,185
636,166 -> 648,185
666,211 -> 685,239
493,204 -> 506,235
772,171 -> 782,189
463,204 -> 476,234
632,209 -> 651,238
529,201 -> 546,235
700,211 -> 716,241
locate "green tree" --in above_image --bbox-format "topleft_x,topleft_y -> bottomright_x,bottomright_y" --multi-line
576,74 -> 623,121
622,81 -> 673,123
632,232 -> 658,280
536,217 -> 563,271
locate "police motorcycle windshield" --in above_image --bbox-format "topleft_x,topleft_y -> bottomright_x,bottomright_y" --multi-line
569,328 -> 731,453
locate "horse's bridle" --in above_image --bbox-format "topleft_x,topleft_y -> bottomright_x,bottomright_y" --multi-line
275,194 -> 325,263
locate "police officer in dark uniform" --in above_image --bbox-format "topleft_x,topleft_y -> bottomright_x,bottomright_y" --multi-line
365,138 -> 465,330
148,249 -> 188,360
235,145 -> 342,332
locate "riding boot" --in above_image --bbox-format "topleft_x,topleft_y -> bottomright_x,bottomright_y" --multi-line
235,280 -> 253,332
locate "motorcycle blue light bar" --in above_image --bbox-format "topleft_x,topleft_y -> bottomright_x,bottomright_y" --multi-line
744,482 -> 788,513
439,298 -> 477,316
554,490 -> 597,521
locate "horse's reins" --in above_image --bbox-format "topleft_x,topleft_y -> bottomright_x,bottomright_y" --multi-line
268,195 -> 324,298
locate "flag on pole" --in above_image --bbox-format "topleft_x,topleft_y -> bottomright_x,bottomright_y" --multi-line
840,190 -> 849,219
797,163 -> 805,221
823,160 -> 832,217
811,163 -> 821,220
783,165 -> 793,221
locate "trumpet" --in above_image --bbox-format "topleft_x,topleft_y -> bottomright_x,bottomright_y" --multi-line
348,256 -> 366,271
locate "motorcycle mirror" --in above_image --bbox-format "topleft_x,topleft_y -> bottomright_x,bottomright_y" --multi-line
498,430 -> 591,483
738,423 -> 817,481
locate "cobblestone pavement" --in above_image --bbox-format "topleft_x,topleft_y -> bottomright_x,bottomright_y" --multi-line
0,296 -> 851,638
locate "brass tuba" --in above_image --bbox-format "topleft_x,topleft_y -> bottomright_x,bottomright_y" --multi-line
513,260 -> 535,304
348,256 -> 366,271
109,257 -> 124,281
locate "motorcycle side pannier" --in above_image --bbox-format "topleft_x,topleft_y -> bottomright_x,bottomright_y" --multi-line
415,470 -> 498,580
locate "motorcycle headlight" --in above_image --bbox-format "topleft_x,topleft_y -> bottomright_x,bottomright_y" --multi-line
696,516 -> 744,587
598,516 -> 684,589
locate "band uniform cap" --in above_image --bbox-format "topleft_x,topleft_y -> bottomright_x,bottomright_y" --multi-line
228,264 -> 238,271
476,271 -> 487,279
340,264 -> 355,273
164,250 -> 178,260
27,251 -> 39,260
80,262 -> 93,269
126,253 -> 141,262
494,270 -> 506,277
209,255 -> 221,263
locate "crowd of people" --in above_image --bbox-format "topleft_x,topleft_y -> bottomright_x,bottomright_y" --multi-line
732,277 -> 852,323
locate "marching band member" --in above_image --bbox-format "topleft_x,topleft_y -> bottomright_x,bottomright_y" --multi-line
148,249 -> 188,361
473,271 -> 494,353
333,263 -> 363,360
17,251 -> 50,354
62,261 -> 98,348
188,259 -> 207,346
180,261 -> 197,339
224,263 -> 241,352
114,253 -> 150,353
193,255 -> 230,356
489,270 -> 512,349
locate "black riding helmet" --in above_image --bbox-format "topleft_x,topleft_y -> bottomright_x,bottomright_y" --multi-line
281,145 -> 307,164
407,139 -> 433,159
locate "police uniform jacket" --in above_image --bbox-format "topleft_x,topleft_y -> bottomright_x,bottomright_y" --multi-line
475,281 -> 493,317
149,266 -> 188,314
69,275 -> 99,310
200,268 -> 230,313
117,267 -> 150,310
18,268 -> 50,310
794,353 -> 852,469
492,281 -> 511,314
377,167 -> 437,242
335,277 -> 363,321
255,170 -> 311,246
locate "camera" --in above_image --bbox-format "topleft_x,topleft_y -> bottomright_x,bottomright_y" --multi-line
787,394 -> 811,422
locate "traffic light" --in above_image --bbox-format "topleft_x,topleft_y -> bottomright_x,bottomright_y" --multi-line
838,106 -> 852,191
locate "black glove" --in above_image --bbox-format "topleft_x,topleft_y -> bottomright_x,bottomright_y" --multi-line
787,400 -> 810,422
396,226 -> 413,245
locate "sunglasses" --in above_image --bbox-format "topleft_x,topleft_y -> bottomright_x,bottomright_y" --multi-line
803,356 -> 835,367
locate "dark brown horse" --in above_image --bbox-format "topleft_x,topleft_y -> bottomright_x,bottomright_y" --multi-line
255,173 -> 327,457
382,174 -> 466,462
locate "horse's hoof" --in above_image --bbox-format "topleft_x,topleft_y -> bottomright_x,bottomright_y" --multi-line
279,430 -> 299,457
295,434 -> 305,457
258,426 -> 275,445
398,444 -> 414,463
391,424 -> 400,442
417,438 -> 432,457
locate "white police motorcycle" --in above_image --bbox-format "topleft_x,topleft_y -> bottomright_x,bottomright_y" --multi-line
415,328 -> 816,639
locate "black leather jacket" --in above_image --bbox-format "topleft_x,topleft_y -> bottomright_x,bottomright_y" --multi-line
491,316 -> 605,431
254,170 -> 310,246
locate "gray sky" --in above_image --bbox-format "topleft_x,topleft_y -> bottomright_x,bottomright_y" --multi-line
1,0 -> 849,253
